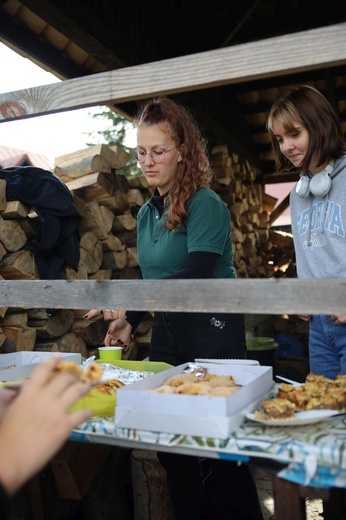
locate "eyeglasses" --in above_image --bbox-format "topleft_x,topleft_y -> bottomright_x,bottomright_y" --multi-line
133,146 -> 177,164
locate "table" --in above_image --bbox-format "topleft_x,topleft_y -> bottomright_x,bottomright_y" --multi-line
70,412 -> 346,519
72,413 -> 346,489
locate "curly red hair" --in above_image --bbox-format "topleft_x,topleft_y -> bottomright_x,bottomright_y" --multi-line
133,97 -> 214,230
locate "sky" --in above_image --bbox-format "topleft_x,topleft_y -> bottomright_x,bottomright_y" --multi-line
0,43 -> 136,164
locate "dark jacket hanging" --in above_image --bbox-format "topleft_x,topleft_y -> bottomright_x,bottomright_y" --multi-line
0,166 -> 81,279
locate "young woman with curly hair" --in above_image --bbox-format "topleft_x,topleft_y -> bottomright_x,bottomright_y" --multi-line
86,97 -> 263,520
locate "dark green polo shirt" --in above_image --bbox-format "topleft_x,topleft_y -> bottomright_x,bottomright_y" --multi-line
136,188 -> 236,279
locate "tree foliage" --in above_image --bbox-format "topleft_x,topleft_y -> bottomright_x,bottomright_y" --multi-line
85,107 -> 140,177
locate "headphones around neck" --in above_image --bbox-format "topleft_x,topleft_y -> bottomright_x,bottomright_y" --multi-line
296,162 -> 335,198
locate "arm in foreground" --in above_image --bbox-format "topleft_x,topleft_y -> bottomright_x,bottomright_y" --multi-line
0,355 -> 92,496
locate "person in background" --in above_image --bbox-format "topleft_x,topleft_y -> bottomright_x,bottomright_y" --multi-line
85,96 -> 263,519
267,84 -> 346,381
0,355 -> 92,517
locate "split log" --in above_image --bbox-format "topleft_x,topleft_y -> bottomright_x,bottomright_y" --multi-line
101,250 -> 128,271
126,247 -> 138,268
0,250 -> 39,279
35,332 -> 88,358
1,312 -> 28,328
71,317 -> 109,347
27,309 -> 52,319
1,201 -> 30,219
54,144 -> 129,182
79,200 -> 110,240
127,188 -> 144,207
97,189 -> 130,215
109,145 -> 131,169
65,172 -> 114,202
116,230 -> 137,248
0,326 -> 36,352
89,269 -> 112,280
65,263 -> 89,280
0,241 -> 6,262
112,214 -> 137,233
112,267 -> 140,279
56,154 -> 113,180
18,215 -> 40,238
71,193 -> 87,217
99,205 -> 115,235
28,309 -> 75,339
79,231 -> 103,275
101,235 -> 126,252
0,216 -> 27,252
128,175 -> 150,191
112,173 -> 130,193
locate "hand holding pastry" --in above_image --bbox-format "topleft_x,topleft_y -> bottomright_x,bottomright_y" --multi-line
0,355 -> 92,495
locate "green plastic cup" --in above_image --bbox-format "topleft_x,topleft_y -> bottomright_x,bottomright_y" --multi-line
98,346 -> 122,361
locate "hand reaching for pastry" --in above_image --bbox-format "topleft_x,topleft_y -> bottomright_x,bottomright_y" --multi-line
0,354 -> 92,495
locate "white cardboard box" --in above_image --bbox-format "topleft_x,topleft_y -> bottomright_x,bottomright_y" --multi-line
115,362 -> 273,438
0,351 -> 82,382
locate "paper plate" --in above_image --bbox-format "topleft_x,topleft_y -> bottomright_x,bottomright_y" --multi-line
194,358 -> 260,366
246,409 -> 340,426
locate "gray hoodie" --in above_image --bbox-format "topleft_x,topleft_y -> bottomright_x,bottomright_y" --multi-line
290,154 -> 346,278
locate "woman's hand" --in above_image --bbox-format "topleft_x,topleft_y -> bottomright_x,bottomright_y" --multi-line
331,314 -> 346,325
83,309 -> 131,351
0,355 -> 92,495
104,318 -> 132,351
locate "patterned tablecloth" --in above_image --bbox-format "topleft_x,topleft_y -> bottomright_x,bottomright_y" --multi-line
72,412 -> 346,489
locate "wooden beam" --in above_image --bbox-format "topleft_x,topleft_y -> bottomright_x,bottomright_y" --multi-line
0,23 -> 346,122
269,194 -> 290,226
263,172 -> 300,184
0,279 -> 345,315
17,0 -> 126,69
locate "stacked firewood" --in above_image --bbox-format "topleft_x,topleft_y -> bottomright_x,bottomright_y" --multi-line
210,145 -> 295,279
0,143 -> 296,356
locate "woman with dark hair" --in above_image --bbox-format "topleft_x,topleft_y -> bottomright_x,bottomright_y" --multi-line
267,85 -> 346,380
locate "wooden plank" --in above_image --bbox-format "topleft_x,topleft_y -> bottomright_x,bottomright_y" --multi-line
0,23 -> 345,122
1,201 -> 30,219
0,279 -> 344,314
65,172 -> 114,201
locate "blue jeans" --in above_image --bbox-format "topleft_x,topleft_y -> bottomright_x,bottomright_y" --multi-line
309,315 -> 346,378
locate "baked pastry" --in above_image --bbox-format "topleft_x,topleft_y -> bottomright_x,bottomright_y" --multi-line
94,379 -> 125,395
209,385 -> 241,397
202,374 -> 235,387
260,372 -> 346,417
150,385 -> 176,394
261,398 -> 296,419
53,361 -> 103,383
152,371 -> 241,397
176,382 -> 212,395
163,373 -> 199,387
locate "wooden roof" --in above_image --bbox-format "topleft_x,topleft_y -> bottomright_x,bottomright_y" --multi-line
0,0 -> 346,182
